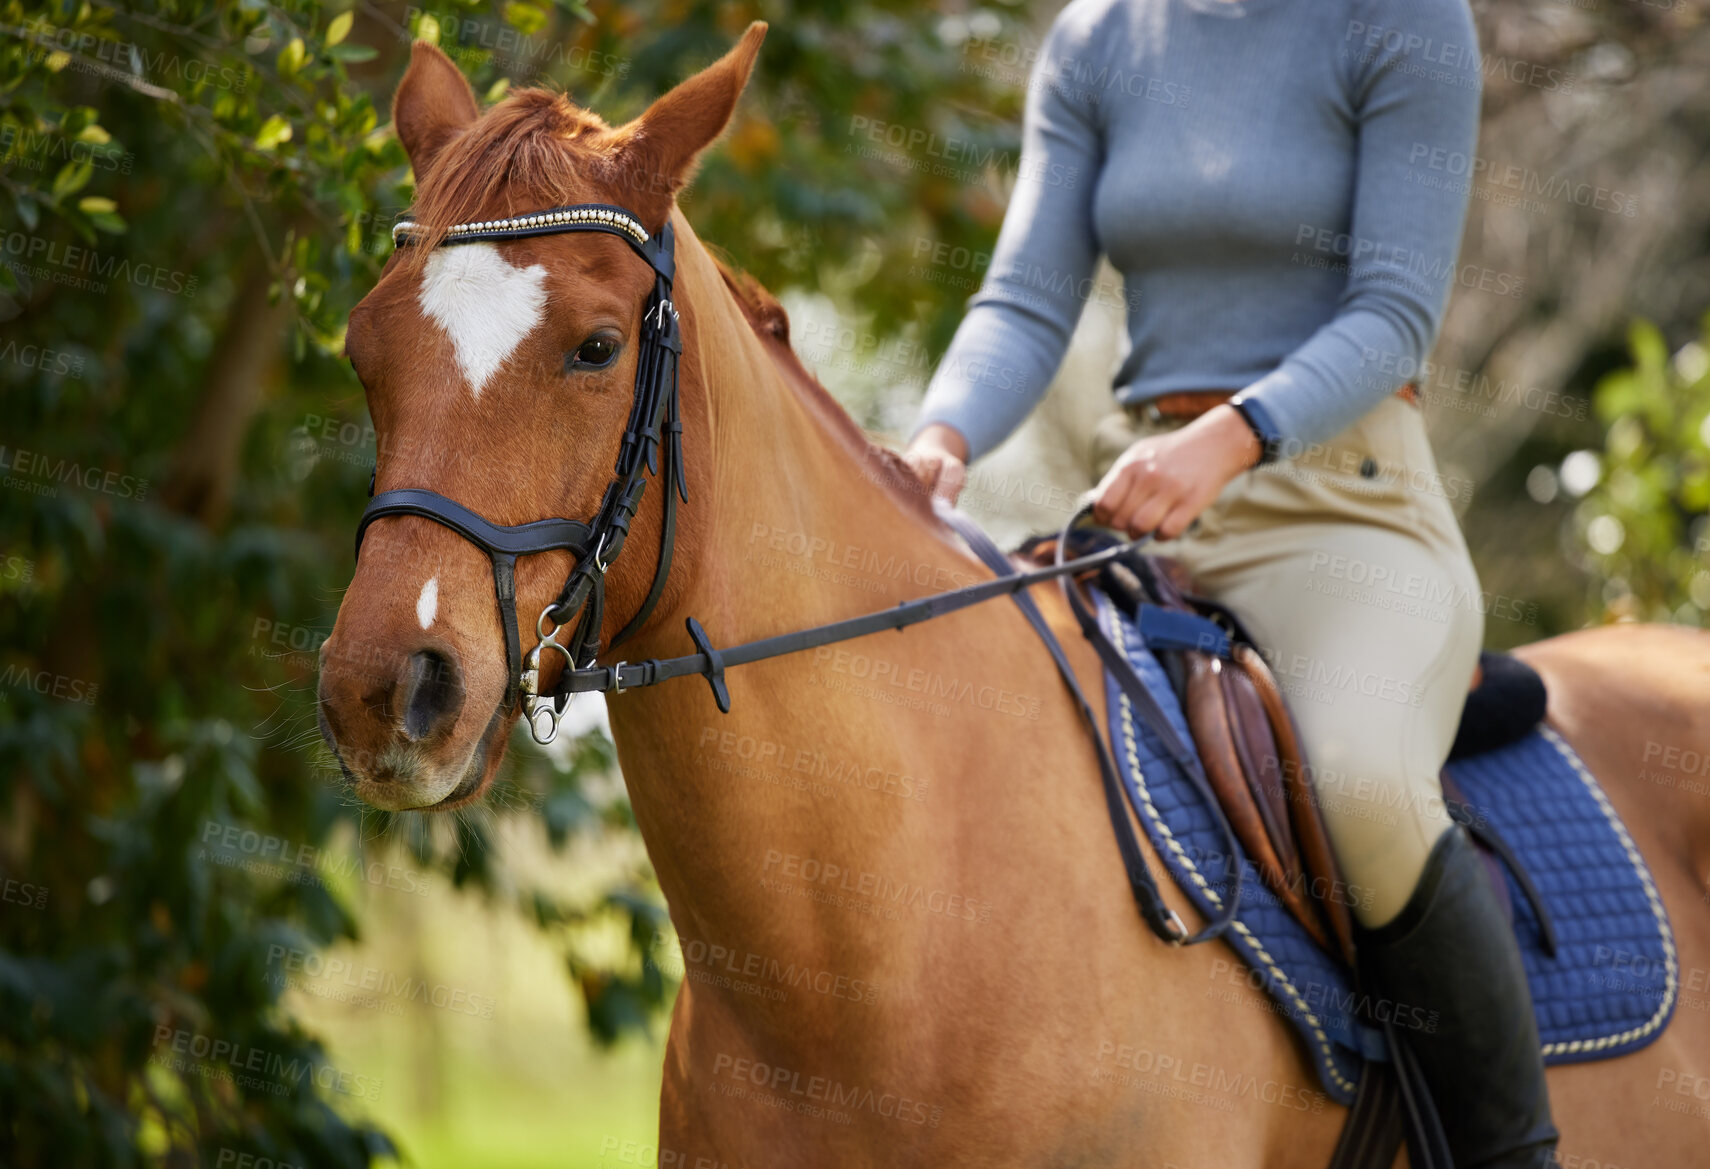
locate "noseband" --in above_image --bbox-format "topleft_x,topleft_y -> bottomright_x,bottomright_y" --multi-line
355,203 -> 684,744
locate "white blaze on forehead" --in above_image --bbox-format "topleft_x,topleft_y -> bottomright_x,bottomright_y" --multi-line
417,243 -> 549,397
416,576 -> 439,630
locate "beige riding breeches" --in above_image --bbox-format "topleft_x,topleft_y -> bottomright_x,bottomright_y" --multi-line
1090,395 -> 1484,927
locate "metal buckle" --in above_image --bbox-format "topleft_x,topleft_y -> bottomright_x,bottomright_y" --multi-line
610,661 -> 629,694
1163,910 -> 1188,944
522,605 -> 576,745
592,531 -> 615,574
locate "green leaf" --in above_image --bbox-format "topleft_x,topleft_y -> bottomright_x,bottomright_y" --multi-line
51,159 -> 93,200
255,115 -> 293,151
503,1 -> 549,36
14,193 -> 39,231
325,43 -> 377,63
325,11 -> 354,45
548,0 -> 597,22
277,37 -> 306,76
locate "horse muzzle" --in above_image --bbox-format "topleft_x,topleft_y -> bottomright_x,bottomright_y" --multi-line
316,634 -> 506,810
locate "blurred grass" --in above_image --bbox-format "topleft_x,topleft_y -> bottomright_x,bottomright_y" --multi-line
284,816 -> 666,1169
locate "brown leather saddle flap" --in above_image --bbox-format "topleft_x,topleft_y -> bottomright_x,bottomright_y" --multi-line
1142,557 -> 1357,967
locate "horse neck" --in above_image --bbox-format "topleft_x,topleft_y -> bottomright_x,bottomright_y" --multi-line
605,215 -> 1002,997
598,222 -> 1208,1114
649,212 -> 960,647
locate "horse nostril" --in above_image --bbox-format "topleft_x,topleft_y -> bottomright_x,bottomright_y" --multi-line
401,649 -> 465,742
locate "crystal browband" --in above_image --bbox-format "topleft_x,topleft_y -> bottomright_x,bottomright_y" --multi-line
391,204 -> 651,249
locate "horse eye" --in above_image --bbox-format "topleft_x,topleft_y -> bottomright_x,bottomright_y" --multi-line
566,335 -> 620,372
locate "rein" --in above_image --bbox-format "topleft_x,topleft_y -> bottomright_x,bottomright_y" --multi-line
354,198 -> 1243,946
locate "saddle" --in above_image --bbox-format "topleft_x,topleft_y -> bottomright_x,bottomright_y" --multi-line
1021,529 -> 1548,972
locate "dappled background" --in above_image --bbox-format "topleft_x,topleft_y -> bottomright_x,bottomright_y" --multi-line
1,0 -> 1707,1166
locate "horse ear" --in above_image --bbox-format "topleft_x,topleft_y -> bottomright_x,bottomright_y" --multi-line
615,22 -> 766,211
393,42 -> 480,177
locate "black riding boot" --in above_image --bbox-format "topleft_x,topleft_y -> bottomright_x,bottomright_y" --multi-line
1358,826 -> 1559,1169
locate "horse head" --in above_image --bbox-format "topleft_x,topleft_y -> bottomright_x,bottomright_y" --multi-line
318,24 -> 765,811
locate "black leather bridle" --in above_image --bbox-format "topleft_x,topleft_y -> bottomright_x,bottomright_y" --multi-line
357,203 -> 686,745
350,198 -> 1246,949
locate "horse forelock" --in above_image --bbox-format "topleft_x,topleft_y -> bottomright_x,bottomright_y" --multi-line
400,88 -> 628,258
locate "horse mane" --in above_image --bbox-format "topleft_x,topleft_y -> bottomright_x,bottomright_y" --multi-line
405,87 -> 937,523
709,254 -> 937,523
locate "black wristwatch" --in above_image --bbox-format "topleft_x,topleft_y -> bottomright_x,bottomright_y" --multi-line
1228,393 -> 1284,467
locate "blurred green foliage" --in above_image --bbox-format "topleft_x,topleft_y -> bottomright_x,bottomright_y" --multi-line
0,0 -> 1039,1163
1579,315 -> 1710,625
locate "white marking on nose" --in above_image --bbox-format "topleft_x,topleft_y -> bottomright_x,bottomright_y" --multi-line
417,243 -> 548,397
416,576 -> 439,630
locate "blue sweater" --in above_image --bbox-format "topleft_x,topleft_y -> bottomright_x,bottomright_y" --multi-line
913,0 -> 1482,461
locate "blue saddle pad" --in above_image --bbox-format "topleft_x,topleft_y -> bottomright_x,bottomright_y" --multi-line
1093,591 -> 1679,1104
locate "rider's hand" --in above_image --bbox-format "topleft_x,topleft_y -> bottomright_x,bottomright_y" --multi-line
1092,404 -> 1262,540
904,424 -> 970,505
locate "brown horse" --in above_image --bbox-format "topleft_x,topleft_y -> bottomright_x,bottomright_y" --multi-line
318,26 -> 1710,1167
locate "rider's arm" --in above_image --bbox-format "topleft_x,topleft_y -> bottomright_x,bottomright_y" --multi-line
909,13 -> 1105,465
1230,0 -> 1482,455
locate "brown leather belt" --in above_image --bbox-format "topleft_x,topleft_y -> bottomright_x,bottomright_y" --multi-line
1136,383 -> 1419,424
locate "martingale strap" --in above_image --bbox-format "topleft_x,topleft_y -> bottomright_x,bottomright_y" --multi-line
356,203 -> 685,716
